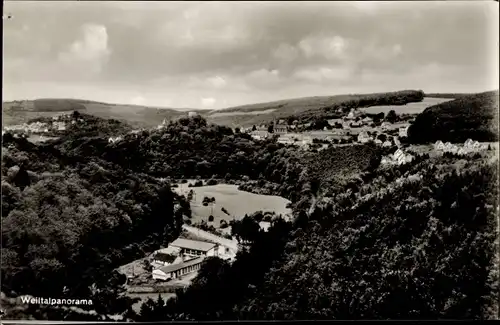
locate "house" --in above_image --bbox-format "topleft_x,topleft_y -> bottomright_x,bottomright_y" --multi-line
381,122 -> 392,131
382,140 -> 392,147
250,130 -> 269,140
188,112 -> 198,117
301,136 -> 313,145
274,124 -> 287,134
277,136 -> 294,145
181,224 -> 238,259
399,126 -> 409,137
393,136 -> 401,147
434,140 -> 445,150
169,238 -> 218,257
357,131 -> 372,144
152,256 -> 205,281
259,221 -> 271,232
362,116 -> 373,124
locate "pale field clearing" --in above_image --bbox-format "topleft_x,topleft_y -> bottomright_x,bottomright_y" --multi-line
360,97 -> 453,115
173,183 -> 292,226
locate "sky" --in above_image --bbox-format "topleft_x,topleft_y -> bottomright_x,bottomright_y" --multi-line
3,1 -> 499,110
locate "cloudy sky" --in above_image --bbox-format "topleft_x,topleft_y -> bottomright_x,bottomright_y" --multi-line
3,1 -> 499,110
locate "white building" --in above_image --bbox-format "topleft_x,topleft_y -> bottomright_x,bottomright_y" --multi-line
152,256 -> 205,281
434,140 -> 445,151
181,224 -> 237,259
301,136 -> 313,146
382,140 -> 392,147
399,126 -> 409,137
357,131 -> 372,144
259,221 -> 271,232
381,122 -> 392,131
169,238 -> 218,257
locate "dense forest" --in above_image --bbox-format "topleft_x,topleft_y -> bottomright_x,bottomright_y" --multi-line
137,153 -> 499,321
1,134 -> 189,319
407,90 -> 499,143
2,112 -> 499,321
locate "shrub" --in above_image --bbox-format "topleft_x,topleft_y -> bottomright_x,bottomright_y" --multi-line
206,179 -> 218,186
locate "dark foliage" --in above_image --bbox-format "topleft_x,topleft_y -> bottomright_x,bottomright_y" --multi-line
408,91 -> 499,143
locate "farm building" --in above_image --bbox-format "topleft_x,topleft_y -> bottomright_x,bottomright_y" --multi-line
152,256 -> 205,281
169,238 -> 218,257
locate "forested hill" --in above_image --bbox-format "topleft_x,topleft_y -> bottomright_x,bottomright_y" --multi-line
137,152 -> 499,321
207,90 -> 425,126
2,112 -> 499,321
407,90 -> 499,143
1,128 -> 192,320
44,114 -> 380,203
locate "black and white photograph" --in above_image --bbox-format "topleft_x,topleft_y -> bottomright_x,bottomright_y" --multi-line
1,0 -> 499,321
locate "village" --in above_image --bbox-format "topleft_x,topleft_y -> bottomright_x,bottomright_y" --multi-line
240,107 -> 411,150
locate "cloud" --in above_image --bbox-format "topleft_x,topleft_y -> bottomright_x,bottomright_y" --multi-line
201,97 -> 216,108
207,76 -> 227,89
293,66 -> 354,84
272,43 -> 299,62
58,23 -> 111,75
2,1 -> 498,107
298,35 -> 347,60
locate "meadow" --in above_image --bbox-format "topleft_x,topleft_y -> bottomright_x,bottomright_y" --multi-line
172,183 -> 293,226
360,97 -> 453,114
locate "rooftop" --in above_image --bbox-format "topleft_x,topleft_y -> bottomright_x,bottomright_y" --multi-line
169,238 -> 217,252
157,256 -> 205,274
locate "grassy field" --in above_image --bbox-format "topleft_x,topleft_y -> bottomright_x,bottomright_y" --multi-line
2,99 -> 190,128
360,97 -> 453,114
173,183 -> 292,226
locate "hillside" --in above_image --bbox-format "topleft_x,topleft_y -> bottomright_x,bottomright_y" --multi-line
3,90 -> 424,129
2,98 -> 194,128
407,90 -> 499,144
206,90 -> 425,127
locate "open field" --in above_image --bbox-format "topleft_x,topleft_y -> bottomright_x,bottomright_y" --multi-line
360,97 -> 453,114
173,184 -> 292,226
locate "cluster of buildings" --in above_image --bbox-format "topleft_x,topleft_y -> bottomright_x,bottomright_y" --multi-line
381,148 -> 414,166
151,226 -> 238,282
434,139 -> 489,155
3,114 -> 75,137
